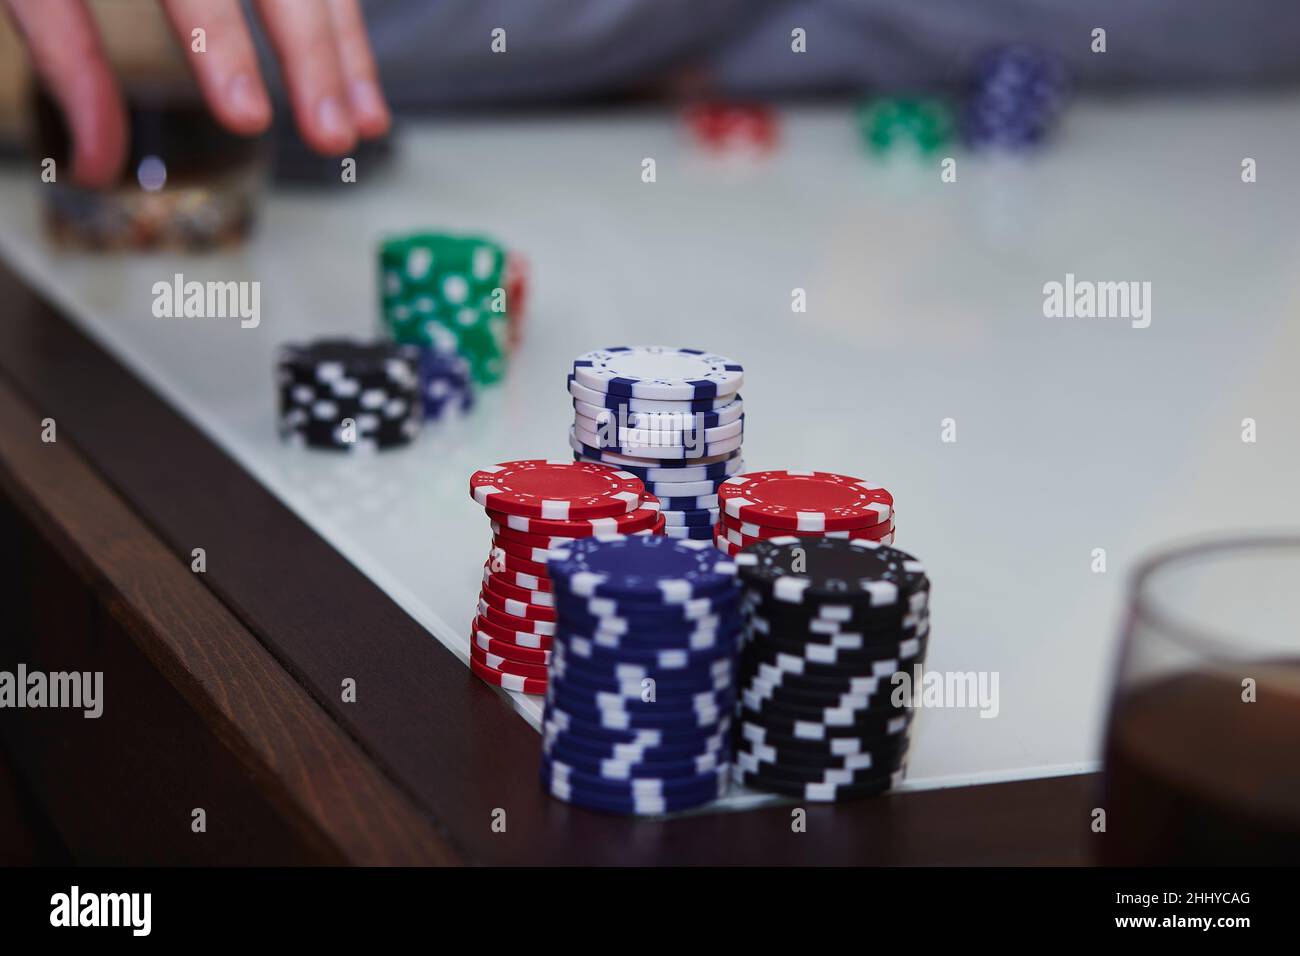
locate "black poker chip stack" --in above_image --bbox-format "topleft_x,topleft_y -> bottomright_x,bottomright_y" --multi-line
732,536 -> 931,801
277,339 -> 423,451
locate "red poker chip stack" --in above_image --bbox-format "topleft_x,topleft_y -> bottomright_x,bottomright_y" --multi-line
683,101 -> 779,154
505,252 -> 529,348
467,459 -> 664,694
713,470 -> 895,557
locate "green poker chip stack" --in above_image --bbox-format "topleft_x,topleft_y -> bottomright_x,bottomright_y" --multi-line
857,97 -> 954,155
379,232 -> 510,384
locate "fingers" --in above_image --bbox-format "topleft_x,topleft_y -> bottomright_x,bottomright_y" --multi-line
255,0 -> 355,154
5,0 -> 126,187
325,0 -> 390,138
160,0 -> 272,136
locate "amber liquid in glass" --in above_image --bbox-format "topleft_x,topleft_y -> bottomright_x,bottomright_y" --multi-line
1100,662 -> 1300,864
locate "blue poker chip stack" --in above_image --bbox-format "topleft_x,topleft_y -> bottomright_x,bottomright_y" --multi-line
961,44 -> 1070,149
417,344 -> 474,423
567,346 -> 745,540
541,535 -> 743,815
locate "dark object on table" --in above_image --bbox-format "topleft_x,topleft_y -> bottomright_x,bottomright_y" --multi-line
33,86 -> 265,251
270,113 -> 395,186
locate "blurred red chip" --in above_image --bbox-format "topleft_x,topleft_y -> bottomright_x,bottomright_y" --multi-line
684,102 -> 778,152
506,251 -> 529,347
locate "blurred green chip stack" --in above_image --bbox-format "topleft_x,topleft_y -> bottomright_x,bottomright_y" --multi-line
857,97 -> 954,155
379,233 -> 510,384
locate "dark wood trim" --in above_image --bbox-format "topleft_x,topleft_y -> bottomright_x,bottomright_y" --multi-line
0,371 -> 458,865
0,257 -> 1095,864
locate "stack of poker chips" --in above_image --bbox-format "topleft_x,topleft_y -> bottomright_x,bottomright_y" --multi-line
733,537 -> 931,801
713,470 -> 895,556
856,97 -> 954,156
378,232 -> 510,384
568,346 -> 745,543
504,251 -> 530,348
961,44 -> 1070,149
468,460 -> 665,694
541,535 -> 742,815
683,101 -> 778,154
416,329 -> 474,423
276,339 -> 422,451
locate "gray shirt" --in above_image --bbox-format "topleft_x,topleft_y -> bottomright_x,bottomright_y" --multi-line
354,0 -> 1300,108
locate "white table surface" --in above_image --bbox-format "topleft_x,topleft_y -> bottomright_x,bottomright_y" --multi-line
2,95 -> 1297,798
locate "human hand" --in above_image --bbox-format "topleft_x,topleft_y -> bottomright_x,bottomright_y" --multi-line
4,0 -> 391,187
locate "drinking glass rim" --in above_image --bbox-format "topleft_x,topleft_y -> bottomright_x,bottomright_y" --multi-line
1129,532 -> 1300,659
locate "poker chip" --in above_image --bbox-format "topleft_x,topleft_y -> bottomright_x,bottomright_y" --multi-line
486,565 -> 552,592
470,460 -> 644,519
486,493 -> 660,536
553,588 -> 739,624
486,546 -> 550,579
473,611 -> 553,649
491,517 -> 664,551
380,232 -> 509,384
471,642 -> 550,680
857,96 -> 954,156
482,567 -> 555,607
546,742 -> 726,782
547,535 -> 736,602
544,724 -> 728,767
643,475 -> 732,498
734,535 -> 931,802
735,747 -> 905,784
736,537 -> 929,611
542,765 -> 727,816
471,622 -> 552,665
684,101 -> 778,153
553,647 -> 734,688
504,251 -> 529,347
417,344 -> 474,423
737,727 -> 909,767
662,524 -> 716,541
574,413 -> 744,448
546,696 -> 731,732
731,766 -> 904,803
662,507 -> 719,527
277,339 -> 423,452
574,449 -> 745,484
544,755 -> 728,795
573,395 -> 744,430
658,493 -> 719,512
713,531 -> 744,557
739,725 -> 910,764
572,346 -> 743,401
480,582 -> 556,621
545,705 -> 731,747
568,375 -> 735,415
720,511 -> 894,541
477,597 -> 555,635
720,520 -> 895,550
470,654 -> 548,695
572,422 -> 744,461
961,44 -> 1070,150
718,471 -> 893,532
563,632 -> 740,669
490,523 -> 578,550
541,534 -> 743,814
491,536 -> 558,566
